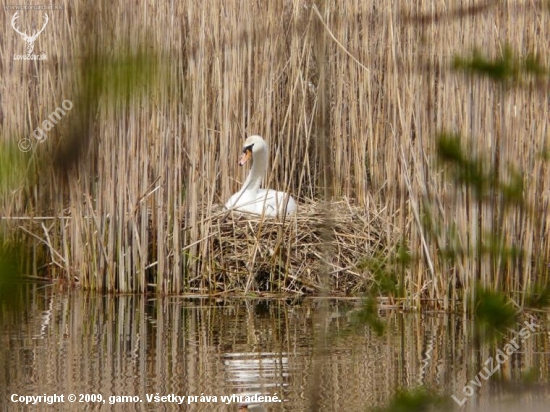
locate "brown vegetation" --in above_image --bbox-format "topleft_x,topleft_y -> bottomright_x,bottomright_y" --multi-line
1,1 -> 550,307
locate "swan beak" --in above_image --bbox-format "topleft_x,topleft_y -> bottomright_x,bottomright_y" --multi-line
239,149 -> 252,166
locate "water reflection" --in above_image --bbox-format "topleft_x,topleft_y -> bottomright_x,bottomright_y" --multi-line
1,285 -> 549,411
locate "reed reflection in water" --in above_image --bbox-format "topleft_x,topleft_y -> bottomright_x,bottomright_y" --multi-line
1,285 -> 550,411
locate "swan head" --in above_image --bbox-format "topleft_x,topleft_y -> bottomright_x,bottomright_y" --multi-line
239,135 -> 267,166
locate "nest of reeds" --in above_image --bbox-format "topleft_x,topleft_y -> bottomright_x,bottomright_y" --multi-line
194,198 -> 393,295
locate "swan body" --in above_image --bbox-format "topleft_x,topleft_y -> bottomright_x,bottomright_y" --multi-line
225,135 -> 297,217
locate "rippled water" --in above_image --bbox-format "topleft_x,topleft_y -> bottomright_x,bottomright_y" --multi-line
1,284 -> 550,411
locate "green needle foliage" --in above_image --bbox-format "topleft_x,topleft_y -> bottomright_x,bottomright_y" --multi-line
370,387 -> 449,412
351,296 -> 385,336
524,282 -> 550,309
0,142 -> 30,194
0,239 -> 29,310
437,133 -> 489,198
474,284 -> 518,337
428,131 -> 546,307
54,47 -> 162,173
453,45 -> 548,85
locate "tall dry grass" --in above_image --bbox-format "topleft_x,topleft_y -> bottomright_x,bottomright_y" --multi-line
1,1 -> 550,306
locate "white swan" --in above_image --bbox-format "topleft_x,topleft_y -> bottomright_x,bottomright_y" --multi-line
225,135 -> 297,216
238,404 -> 266,411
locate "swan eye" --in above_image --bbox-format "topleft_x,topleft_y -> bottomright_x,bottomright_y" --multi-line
243,144 -> 254,154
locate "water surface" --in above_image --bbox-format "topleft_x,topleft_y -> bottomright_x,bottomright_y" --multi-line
1,285 -> 550,411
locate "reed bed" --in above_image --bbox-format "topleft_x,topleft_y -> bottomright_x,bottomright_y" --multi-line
1,1 -> 550,307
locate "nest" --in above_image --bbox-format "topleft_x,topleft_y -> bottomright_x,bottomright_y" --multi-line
194,199 -> 393,295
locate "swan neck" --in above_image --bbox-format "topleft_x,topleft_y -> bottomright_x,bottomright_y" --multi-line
242,149 -> 267,193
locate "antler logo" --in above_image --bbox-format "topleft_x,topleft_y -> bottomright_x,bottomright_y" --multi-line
12,11 -> 49,58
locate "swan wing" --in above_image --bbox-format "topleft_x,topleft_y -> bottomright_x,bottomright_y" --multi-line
258,189 -> 297,216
